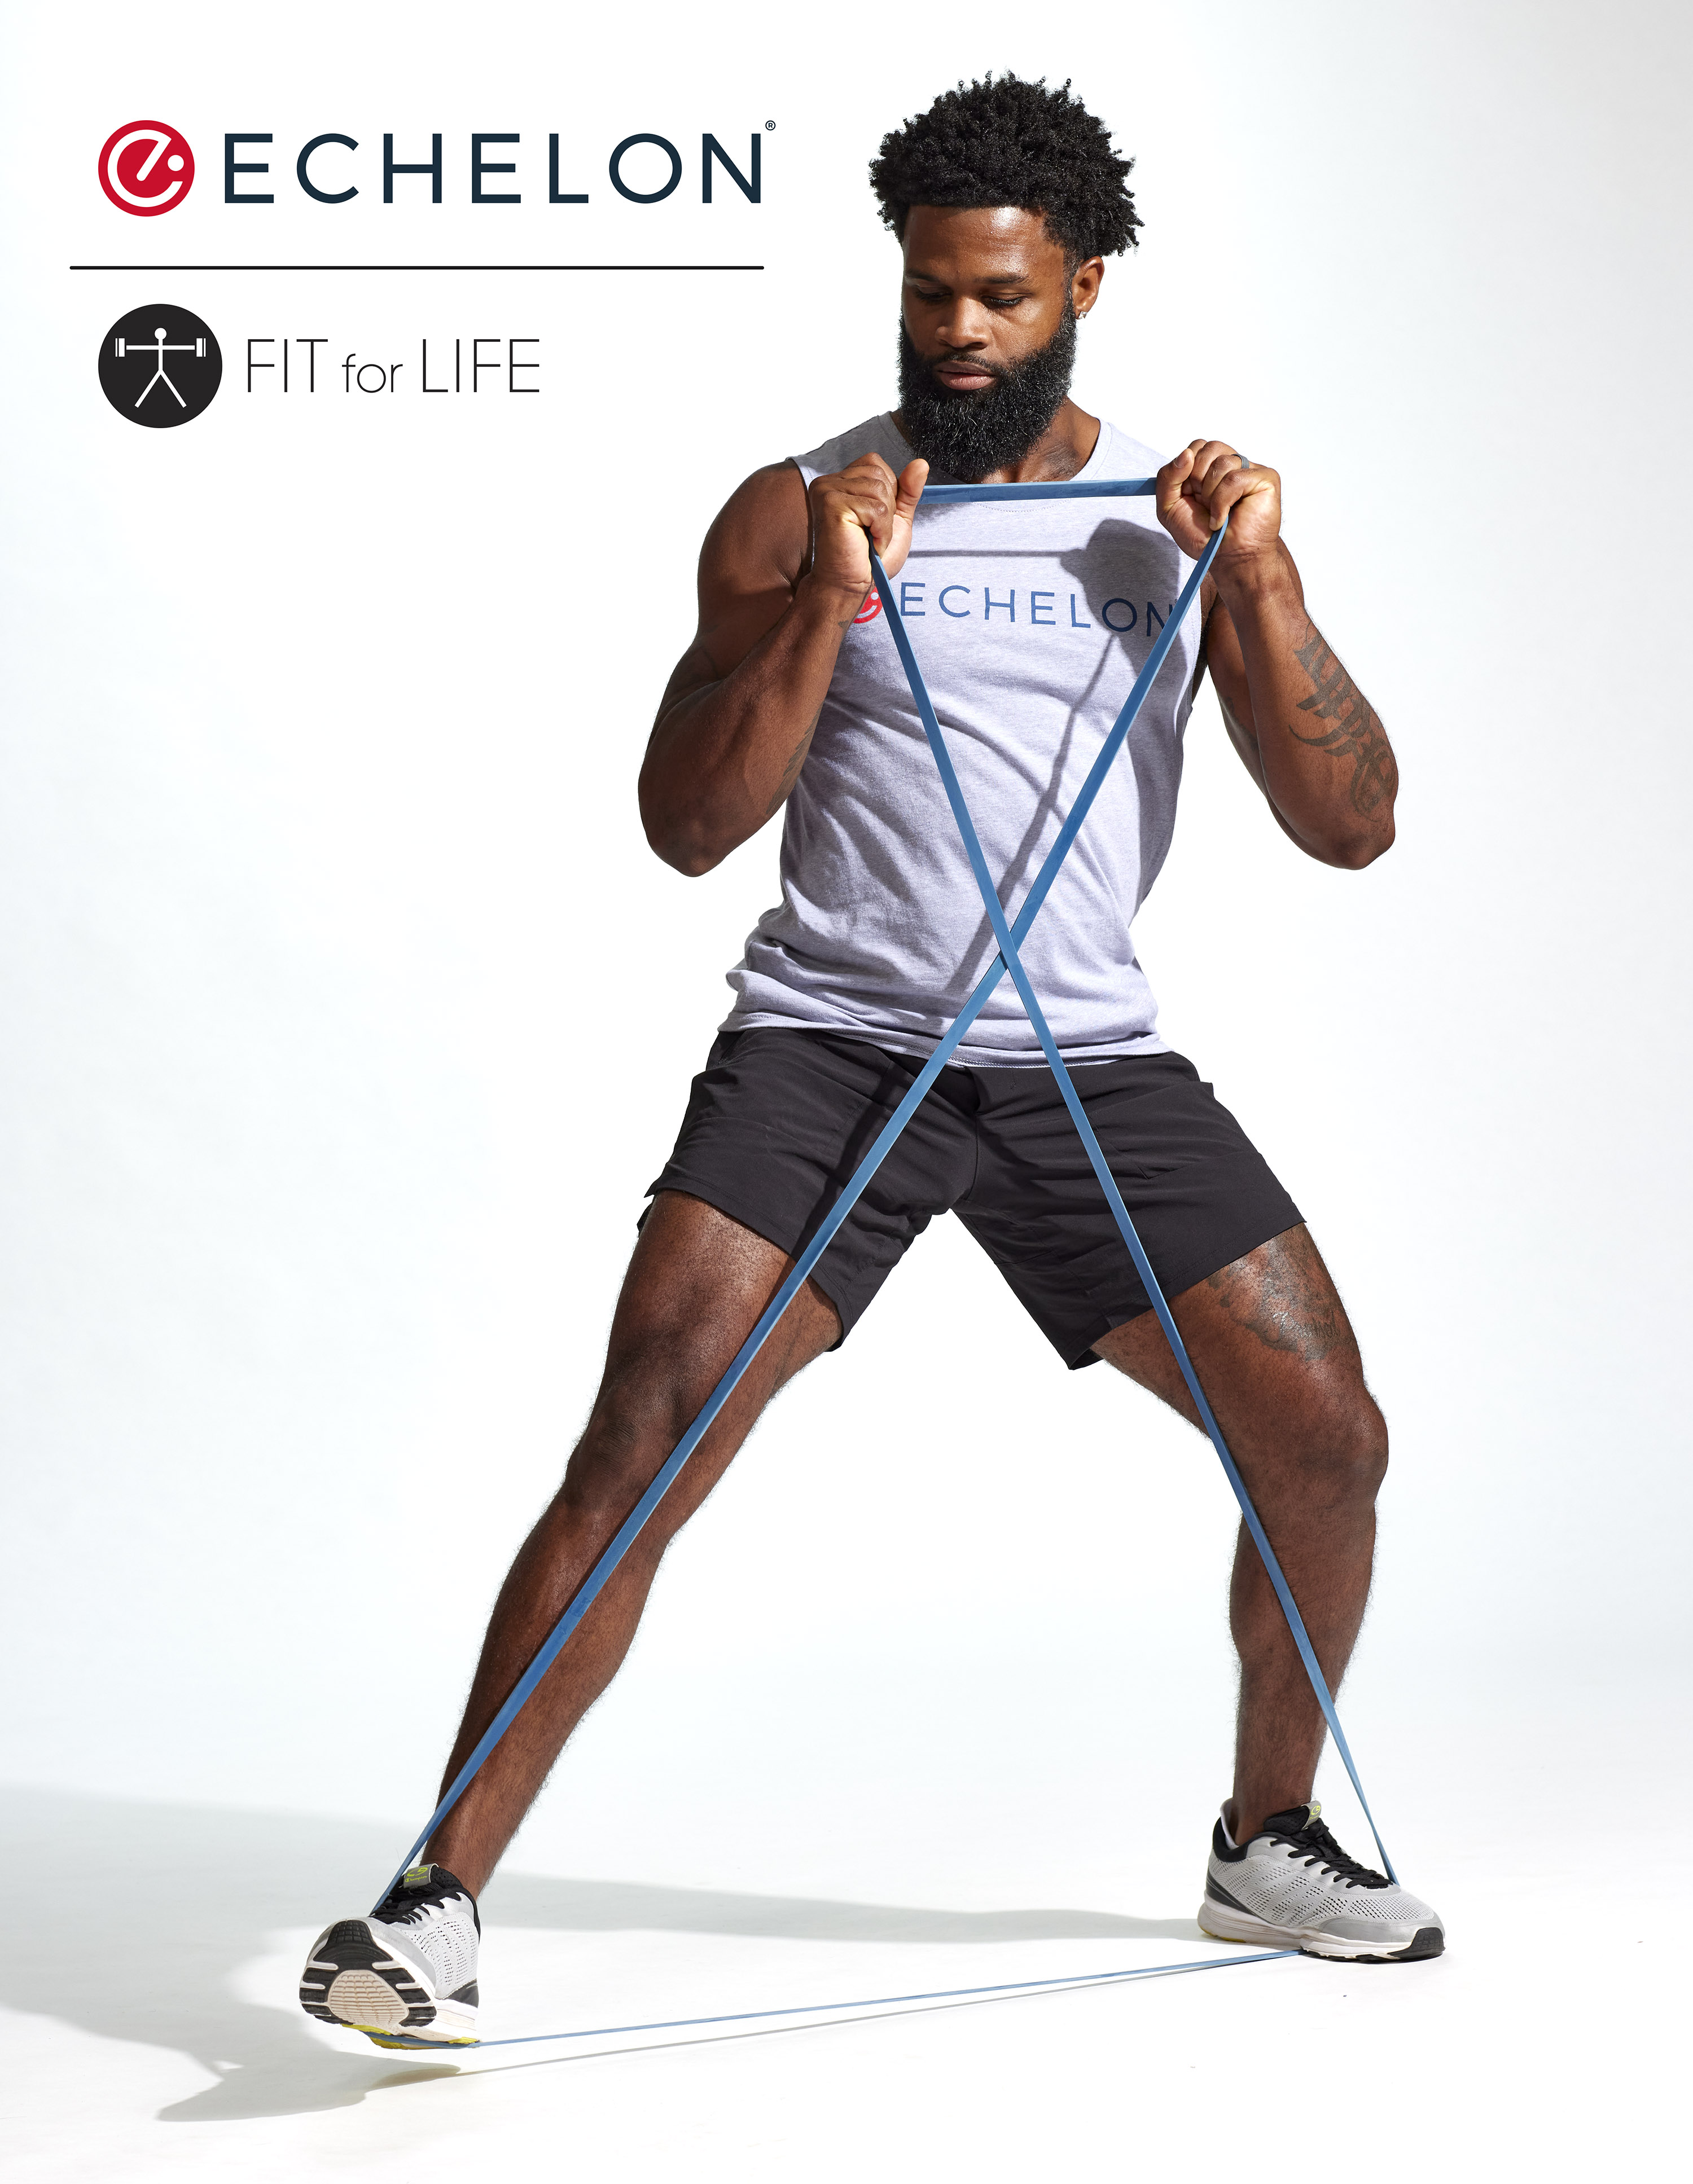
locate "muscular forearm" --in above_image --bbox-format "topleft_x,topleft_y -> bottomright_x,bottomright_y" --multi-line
639,575 -> 865,876
1157,443 -> 1397,871
1216,546 -> 1398,869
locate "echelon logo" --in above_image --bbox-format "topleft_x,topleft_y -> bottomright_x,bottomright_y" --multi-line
98,305 -> 222,426
94,117 -> 764,212
99,121 -> 195,215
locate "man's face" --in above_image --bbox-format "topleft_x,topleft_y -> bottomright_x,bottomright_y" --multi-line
894,206 -> 1103,480
900,205 -> 1098,386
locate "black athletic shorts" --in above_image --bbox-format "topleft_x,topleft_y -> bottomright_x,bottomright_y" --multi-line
645,1029 -> 1302,1370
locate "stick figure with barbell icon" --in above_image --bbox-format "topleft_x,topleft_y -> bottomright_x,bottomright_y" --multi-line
112,324 -> 208,411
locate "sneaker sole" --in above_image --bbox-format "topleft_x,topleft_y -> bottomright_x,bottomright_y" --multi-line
1198,1899 -> 1444,1963
299,1919 -> 480,2045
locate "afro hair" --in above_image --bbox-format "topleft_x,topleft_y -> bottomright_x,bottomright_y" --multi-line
869,74 -> 1141,265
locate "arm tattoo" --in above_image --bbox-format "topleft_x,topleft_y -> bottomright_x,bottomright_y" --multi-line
1289,625 -> 1397,816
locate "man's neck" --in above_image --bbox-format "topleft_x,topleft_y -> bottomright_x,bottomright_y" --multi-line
894,398 -> 1102,485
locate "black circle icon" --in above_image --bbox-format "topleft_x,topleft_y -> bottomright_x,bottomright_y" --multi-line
98,304 -> 222,427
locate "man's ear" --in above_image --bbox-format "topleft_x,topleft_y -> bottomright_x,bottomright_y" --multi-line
1072,254 -> 1106,318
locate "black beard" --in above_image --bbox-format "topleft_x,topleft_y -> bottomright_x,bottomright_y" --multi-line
896,309 -> 1078,482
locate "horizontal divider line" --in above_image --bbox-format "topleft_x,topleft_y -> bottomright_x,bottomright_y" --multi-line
68,263 -> 765,274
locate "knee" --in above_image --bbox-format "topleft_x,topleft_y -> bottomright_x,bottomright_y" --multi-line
1319,1387 -> 1389,1503
563,1332 -> 717,1515
1277,1374 -> 1387,1509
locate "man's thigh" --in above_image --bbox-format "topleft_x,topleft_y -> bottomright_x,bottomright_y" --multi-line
609,1188 -> 842,1391
1092,1224 -> 1379,1464
568,1192 -> 842,1533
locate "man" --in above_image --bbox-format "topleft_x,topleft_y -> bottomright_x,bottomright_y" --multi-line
300,74 -> 1441,2048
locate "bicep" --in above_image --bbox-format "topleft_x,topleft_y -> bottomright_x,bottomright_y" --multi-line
659,462 -> 808,712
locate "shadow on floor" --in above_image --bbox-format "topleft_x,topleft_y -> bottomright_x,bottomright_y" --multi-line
1,1786 -> 1202,2125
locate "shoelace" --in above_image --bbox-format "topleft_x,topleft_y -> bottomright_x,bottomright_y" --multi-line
376,1888 -> 461,1928
1268,1815 -> 1392,1889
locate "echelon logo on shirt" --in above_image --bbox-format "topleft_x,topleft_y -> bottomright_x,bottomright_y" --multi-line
861,577 -> 1177,635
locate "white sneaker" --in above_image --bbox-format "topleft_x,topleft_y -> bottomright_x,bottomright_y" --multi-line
1198,1801 -> 1445,1962
299,1863 -> 481,2046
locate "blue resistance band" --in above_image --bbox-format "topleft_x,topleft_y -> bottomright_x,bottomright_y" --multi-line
372,477 -> 1394,1984
362,1949 -> 1295,2053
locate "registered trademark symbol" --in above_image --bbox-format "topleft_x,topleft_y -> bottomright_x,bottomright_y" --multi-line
765,120 -> 775,130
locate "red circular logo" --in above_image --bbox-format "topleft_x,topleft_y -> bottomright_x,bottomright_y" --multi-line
853,588 -> 883,625
99,121 -> 195,216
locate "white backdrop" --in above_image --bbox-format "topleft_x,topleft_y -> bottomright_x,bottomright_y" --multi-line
2,1 -> 1688,2174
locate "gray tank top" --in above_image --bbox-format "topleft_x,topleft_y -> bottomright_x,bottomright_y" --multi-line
723,413 -> 1204,1066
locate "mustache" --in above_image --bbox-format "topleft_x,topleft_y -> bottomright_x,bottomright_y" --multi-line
919,350 -> 1007,383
